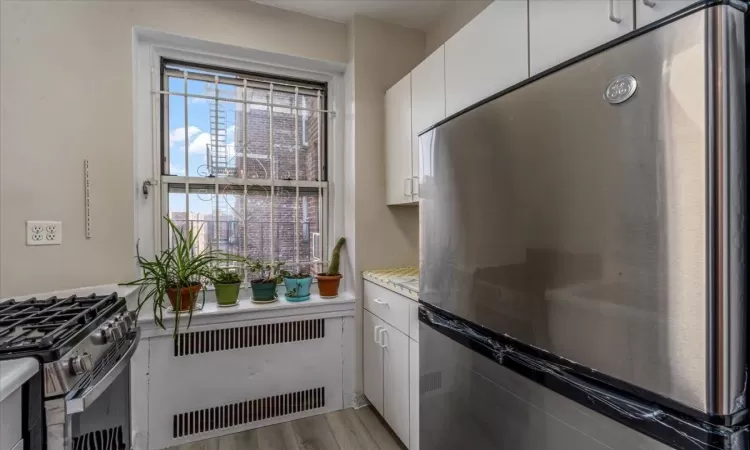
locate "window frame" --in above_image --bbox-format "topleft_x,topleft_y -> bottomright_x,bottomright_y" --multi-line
133,29 -> 345,278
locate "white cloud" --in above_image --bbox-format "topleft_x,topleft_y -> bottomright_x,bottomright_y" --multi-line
169,126 -> 201,144
169,164 -> 185,176
188,132 -> 211,153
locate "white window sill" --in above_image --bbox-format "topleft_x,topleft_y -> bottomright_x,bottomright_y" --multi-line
137,290 -> 356,338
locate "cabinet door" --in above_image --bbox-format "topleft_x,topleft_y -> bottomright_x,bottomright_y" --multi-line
383,322 -> 410,446
385,73 -> 414,205
411,46 -> 445,202
445,0 -> 528,116
409,338 -> 419,450
635,0 -> 693,27
363,311 -> 385,415
529,0 -> 634,75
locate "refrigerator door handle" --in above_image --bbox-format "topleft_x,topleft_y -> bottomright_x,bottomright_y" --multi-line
373,325 -> 382,344
609,0 -> 622,23
642,0 -> 656,7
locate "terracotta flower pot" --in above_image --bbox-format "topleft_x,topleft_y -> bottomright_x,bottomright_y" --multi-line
316,274 -> 342,298
166,284 -> 202,311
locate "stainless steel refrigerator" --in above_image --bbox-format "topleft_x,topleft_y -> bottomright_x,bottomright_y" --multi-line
418,2 -> 749,449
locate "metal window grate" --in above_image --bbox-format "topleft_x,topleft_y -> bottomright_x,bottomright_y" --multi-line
172,387 -> 326,438
72,426 -> 124,450
157,61 -> 330,274
173,319 -> 325,357
420,371 -> 442,394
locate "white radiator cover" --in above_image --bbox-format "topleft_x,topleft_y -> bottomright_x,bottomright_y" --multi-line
142,316 -> 347,450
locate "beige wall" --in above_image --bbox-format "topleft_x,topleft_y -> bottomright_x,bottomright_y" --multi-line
350,15 -> 423,276
346,15 -> 424,398
0,0 -> 347,297
425,0 -> 492,55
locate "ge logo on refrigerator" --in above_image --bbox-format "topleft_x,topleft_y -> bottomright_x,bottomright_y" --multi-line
604,75 -> 637,104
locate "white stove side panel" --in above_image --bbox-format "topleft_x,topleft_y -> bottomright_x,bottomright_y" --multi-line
146,317 -> 345,450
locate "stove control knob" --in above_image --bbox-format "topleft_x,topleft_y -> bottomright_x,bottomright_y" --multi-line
115,318 -> 129,335
119,313 -> 133,330
92,328 -> 108,345
105,324 -> 123,341
69,353 -> 93,376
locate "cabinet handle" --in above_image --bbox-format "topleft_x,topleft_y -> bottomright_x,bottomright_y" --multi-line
373,298 -> 389,308
379,328 -> 388,348
642,0 -> 656,7
404,178 -> 413,197
609,0 -> 622,23
373,325 -> 382,344
412,176 -> 420,197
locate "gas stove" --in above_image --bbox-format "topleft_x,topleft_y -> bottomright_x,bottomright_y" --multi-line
0,292 -> 140,450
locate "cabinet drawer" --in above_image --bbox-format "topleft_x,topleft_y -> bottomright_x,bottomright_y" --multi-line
364,281 -> 411,335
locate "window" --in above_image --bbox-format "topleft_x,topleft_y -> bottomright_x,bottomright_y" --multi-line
159,61 -> 328,274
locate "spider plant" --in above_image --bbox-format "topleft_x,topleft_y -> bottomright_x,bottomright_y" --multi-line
127,216 -> 222,335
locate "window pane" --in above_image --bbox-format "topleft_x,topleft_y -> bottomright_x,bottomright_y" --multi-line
167,185 -> 216,253
236,100 -> 271,181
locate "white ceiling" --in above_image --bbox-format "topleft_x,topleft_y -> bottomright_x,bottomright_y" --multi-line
252,0 -> 458,30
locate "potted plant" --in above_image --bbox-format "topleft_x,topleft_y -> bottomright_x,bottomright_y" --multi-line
212,267 -> 243,307
283,270 -> 313,302
127,217 -> 220,335
316,237 -> 345,298
248,260 -> 283,303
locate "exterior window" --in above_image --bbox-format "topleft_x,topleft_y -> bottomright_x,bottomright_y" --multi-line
160,61 -> 327,274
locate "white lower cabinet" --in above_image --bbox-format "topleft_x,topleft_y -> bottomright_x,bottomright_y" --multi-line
364,281 -> 419,448
409,339 -> 419,450
382,321 -> 410,445
364,310 -> 385,415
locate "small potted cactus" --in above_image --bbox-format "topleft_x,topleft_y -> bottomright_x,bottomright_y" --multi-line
316,237 -> 345,298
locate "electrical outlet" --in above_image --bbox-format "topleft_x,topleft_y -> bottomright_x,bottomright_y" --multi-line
27,221 -> 62,246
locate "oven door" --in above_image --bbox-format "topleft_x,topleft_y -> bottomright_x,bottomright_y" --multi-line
57,329 -> 140,450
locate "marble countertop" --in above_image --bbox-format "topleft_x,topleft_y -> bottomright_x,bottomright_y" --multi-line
362,267 -> 419,301
0,358 -> 39,403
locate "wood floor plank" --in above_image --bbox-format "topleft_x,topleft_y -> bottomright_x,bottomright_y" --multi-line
290,414 -> 342,450
217,429 -> 260,450
257,422 -> 301,450
325,409 -> 380,450
354,407 -> 405,450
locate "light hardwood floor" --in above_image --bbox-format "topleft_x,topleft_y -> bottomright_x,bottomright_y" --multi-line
168,407 -> 407,450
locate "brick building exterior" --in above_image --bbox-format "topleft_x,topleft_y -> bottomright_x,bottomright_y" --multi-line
227,94 -> 323,270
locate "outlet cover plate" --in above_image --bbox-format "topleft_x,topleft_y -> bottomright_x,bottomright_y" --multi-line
26,221 -> 62,245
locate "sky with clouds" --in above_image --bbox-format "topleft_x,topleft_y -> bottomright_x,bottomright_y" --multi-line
167,77 -> 240,215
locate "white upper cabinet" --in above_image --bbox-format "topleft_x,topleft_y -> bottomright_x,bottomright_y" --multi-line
411,45 -> 446,135
529,0 -> 634,75
635,0 -> 694,27
445,0 -> 529,116
385,73 -> 415,205
411,45 -> 445,202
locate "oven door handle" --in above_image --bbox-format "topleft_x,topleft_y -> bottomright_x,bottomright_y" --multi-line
66,328 -> 141,415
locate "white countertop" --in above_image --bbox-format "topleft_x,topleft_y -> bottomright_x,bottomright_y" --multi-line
0,358 -> 39,403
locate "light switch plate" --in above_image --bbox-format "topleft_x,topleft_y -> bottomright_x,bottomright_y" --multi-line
27,221 -> 62,245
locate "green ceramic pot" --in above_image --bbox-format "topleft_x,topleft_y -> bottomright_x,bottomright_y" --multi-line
250,281 -> 278,301
214,283 -> 240,306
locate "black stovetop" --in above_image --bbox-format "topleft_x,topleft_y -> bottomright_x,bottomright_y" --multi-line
0,293 -> 124,362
